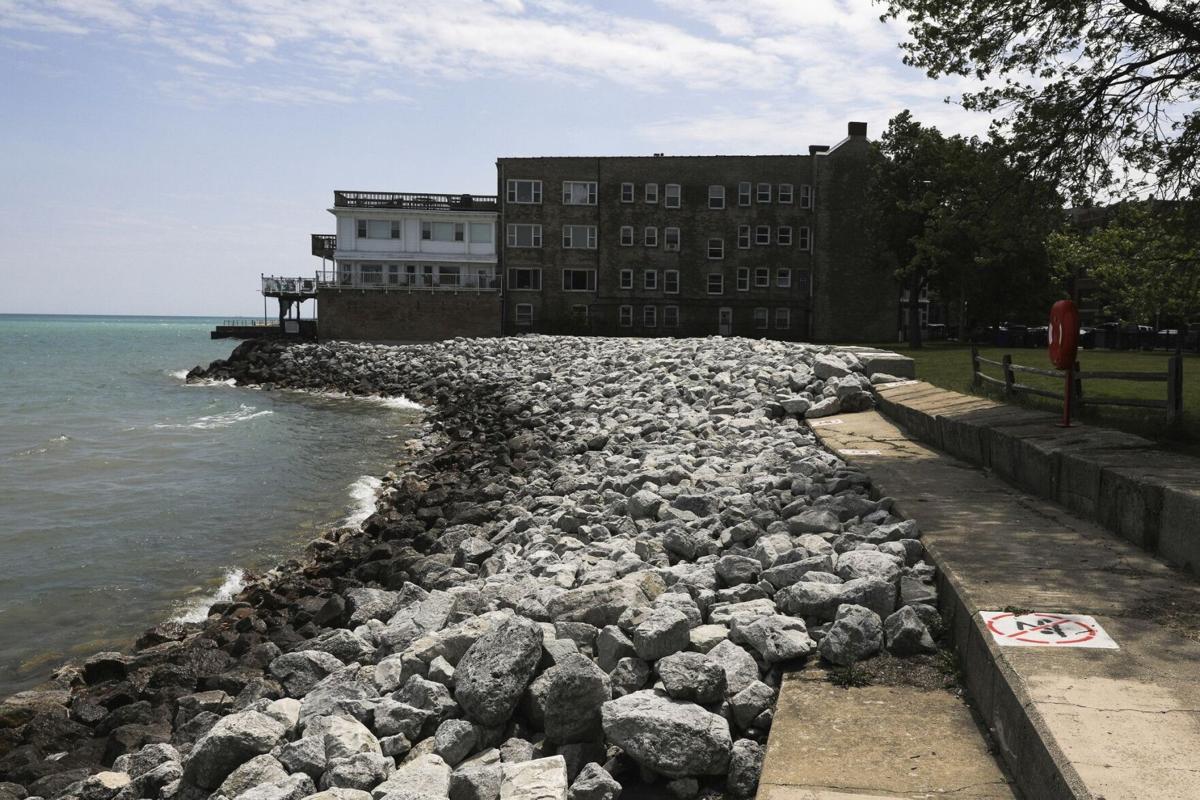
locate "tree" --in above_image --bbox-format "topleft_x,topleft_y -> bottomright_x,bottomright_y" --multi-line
1048,203 -> 1200,325
878,0 -> 1200,200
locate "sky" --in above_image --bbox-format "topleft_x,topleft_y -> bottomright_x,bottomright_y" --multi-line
0,0 -> 994,317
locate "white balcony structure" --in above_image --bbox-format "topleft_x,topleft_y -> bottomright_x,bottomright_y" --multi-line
318,191 -> 500,291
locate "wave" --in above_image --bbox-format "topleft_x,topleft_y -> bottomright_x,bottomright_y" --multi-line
168,369 -> 423,412
342,475 -> 383,527
154,404 -> 273,430
168,369 -> 190,381
171,569 -> 245,623
12,434 -> 72,457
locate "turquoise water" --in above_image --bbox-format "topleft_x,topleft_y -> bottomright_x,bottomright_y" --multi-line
0,315 -> 418,695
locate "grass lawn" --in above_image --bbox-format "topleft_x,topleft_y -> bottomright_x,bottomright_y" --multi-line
863,342 -> 1200,457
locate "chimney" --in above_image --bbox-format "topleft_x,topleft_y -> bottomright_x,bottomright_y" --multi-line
848,121 -> 867,138
809,145 -> 829,156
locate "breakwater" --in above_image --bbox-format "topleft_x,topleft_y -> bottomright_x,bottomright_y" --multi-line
0,336 -> 938,800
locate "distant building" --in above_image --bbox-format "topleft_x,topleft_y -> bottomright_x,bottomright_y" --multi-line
283,122 -> 896,342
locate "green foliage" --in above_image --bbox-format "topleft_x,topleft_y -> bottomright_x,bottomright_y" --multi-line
878,0 -> 1200,200
827,663 -> 873,688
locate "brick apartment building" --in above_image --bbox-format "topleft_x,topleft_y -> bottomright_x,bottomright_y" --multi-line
290,122 -> 896,343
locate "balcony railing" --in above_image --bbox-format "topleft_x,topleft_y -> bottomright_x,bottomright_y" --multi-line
333,191 -> 498,211
262,276 -> 318,296
311,234 -> 336,258
316,269 -> 500,291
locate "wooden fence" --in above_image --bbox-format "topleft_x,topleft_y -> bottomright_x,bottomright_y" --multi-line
970,344 -> 1184,425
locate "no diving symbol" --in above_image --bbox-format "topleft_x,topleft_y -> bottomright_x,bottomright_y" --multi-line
980,611 -> 1119,649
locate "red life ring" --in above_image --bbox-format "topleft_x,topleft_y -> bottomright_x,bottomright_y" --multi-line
1048,300 -> 1080,370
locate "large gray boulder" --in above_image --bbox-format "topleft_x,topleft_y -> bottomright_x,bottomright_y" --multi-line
454,617 -> 543,727
835,551 -> 902,584
731,615 -> 815,663
884,606 -> 937,656
600,691 -> 732,778
542,654 -> 611,744
216,754 -> 288,799
726,739 -> 764,798
818,605 -> 883,666
183,710 -> 288,789
270,651 -> 346,697
546,573 -> 664,627
567,762 -> 620,800
705,640 -> 759,696
655,652 -> 726,703
499,755 -> 568,798
371,753 -> 451,800
630,607 -> 690,661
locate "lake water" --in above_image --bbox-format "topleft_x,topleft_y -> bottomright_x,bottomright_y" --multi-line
0,315 -> 419,695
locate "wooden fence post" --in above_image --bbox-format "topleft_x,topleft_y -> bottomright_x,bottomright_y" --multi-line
1002,354 -> 1014,397
1073,359 -> 1084,418
971,344 -> 981,389
1167,354 -> 1183,426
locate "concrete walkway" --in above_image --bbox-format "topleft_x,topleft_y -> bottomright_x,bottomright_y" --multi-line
807,408 -> 1200,800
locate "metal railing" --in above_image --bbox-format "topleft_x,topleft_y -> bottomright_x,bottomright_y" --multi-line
311,234 -> 336,258
333,191 -> 498,211
262,276 -> 318,296
317,270 -> 501,291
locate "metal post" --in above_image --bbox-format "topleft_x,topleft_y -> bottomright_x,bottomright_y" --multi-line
1167,354 -> 1183,426
1073,359 -> 1084,418
971,344 -> 980,389
1002,354 -> 1014,397
1059,362 -> 1073,427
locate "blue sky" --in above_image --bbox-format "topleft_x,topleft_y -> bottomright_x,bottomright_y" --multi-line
1,0 -> 992,316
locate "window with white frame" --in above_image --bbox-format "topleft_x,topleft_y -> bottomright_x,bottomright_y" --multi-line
506,179 -> 542,204
387,264 -> 400,284
643,306 -> 657,327
707,238 -> 724,259
707,273 -> 724,294
738,181 -> 752,206
507,268 -> 542,290
737,225 -> 751,249
708,185 -> 725,209
777,268 -> 792,288
515,303 -> 534,326
736,268 -> 750,292
621,182 -> 635,203
757,182 -> 771,203
754,307 -> 769,329
619,305 -> 633,327
775,308 -> 791,329
422,221 -> 465,242
664,227 -> 680,251
755,225 -> 771,245
644,270 -> 658,290
562,225 -> 598,249
620,226 -> 634,246
664,270 -> 679,294
507,224 -> 542,248
645,183 -> 659,203
664,305 -> 679,328
644,226 -> 658,247
360,263 -> 383,284
562,181 -> 597,205
562,269 -> 597,291
357,219 -> 400,239
779,183 -> 794,204
665,184 -> 681,208
798,226 -> 811,250
469,222 -> 493,243
777,226 -> 792,246
619,269 -> 634,289
799,184 -> 812,208
754,267 -> 770,288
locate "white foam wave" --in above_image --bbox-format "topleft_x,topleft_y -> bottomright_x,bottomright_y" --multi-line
172,569 -> 245,623
307,390 -> 424,412
154,404 -> 273,430
343,475 -> 383,527
168,369 -> 190,381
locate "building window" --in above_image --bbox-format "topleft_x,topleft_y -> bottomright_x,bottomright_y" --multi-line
736,268 -> 750,292
621,183 -> 635,203
799,184 -> 812,208
469,222 -> 493,243
708,185 -> 725,209
422,221 -> 465,242
619,305 -> 633,327
507,268 -> 542,290
439,265 -> 462,287
707,273 -> 724,294
664,305 -> 680,328
562,269 -> 597,291
754,267 -> 770,288
737,225 -> 751,249
563,225 -> 598,249
664,227 -> 680,251
797,270 -> 811,292
644,270 -> 658,291
664,270 -> 679,294
798,226 -> 811,251
777,268 -> 792,288
515,303 -> 534,326
506,224 -> 542,248
643,306 -> 657,328
562,181 -> 598,205
645,183 -> 659,203
358,219 -> 400,239
755,225 -> 771,245
619,269 -> 633,289
507,179 -> 542,204
779,183 -> 794,204
775,308 -> 791,329
707,238 -> 724,259
620,226 -> 634,247
572,304 -> 589,325
644,226 -> 658,247
665,184 -> 681,208
757,182 -> 771,203
738,181 -> 752,206
360,264 -> 383,284
777,226 -> 792,246
387,264 -> 400,284
754,307 -> 769,329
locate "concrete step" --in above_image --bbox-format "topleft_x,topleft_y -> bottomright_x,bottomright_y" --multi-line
808,408 -> 1200,800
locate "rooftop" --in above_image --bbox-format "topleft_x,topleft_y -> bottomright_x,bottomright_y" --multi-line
333,191 -> 497,211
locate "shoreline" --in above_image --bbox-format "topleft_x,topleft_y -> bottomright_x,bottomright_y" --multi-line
0,335 -> 940,800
